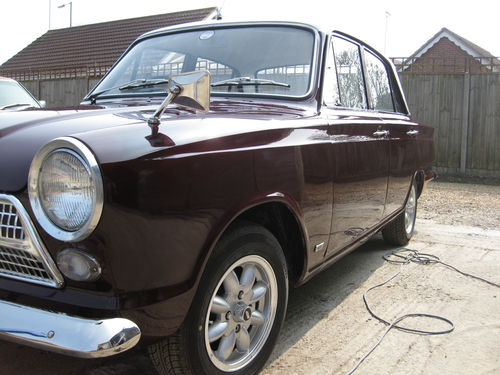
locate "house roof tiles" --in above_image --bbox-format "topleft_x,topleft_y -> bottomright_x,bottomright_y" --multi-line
408,27 -> 497,60
0,7 -> 217,74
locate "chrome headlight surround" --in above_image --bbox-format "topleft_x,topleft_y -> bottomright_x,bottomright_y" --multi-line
28,137 -> 104,242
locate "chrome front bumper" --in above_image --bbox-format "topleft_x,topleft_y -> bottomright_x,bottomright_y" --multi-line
0,299 -> 141,358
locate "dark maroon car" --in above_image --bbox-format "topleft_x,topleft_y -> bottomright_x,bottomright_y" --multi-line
0,21 -> 434,375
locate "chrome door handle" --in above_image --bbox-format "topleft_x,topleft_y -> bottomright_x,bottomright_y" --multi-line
373,130 -> 389,137
406,129 -> 419,136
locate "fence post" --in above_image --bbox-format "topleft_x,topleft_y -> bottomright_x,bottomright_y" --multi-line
38,73 -> 41,100
460,73 -> 470,174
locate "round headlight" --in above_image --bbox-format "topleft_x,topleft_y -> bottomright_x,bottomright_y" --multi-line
39,149 -> 94,231
29,137 -> 103,242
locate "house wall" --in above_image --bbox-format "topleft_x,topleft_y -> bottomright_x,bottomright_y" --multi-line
400,72 -> 500,177
405,38 -> 488,73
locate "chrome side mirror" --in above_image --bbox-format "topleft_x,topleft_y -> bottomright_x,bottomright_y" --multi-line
148,70 -> 210,126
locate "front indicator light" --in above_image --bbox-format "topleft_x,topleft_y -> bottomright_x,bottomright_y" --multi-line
57,249 -> 101,282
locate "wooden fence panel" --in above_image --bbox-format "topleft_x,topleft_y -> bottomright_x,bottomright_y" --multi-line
22,81 -> 40,100
400,74 -> 464,170
22,78 -> 101,107
40,79 -> 89,107
15,72 -> 500,178
400,72 -> 500,177
467,74 -> 500,174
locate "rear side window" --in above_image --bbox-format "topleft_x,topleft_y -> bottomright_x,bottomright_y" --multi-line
331,37 -> 366,109
364,50 -> 394,112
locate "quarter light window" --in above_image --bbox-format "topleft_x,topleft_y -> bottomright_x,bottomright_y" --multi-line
323,42 -> 341,107
332,37 -> 366,109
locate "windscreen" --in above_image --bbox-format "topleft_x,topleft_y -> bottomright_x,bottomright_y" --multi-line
0,81 -> 39,109
92,25 -> 316,98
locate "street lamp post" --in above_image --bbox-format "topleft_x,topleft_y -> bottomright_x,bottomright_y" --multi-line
384,11 -> 391,55
58,1 -> 73,27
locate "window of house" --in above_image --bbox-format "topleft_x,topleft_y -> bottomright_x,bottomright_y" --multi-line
331,37 -> 366,109
139,51 -> 186,78
196,58 -> 233,84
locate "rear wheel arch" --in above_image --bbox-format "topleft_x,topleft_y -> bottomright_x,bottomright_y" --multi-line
382,179 -> 418,246
414,170 -> 425,199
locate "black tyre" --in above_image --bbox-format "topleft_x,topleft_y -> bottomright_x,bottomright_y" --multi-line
382,181 -> 417,246
149,224 -> 288,375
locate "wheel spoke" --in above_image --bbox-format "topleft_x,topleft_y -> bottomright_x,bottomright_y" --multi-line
208,321 -> 229,343
223,270 -> 240,297
236,327 -> 250,352
240,265 -> 256,292
250,281 -> 267,302
404,187 -> 416,234
211,296 -> 230,314
251,311 -> 265,326
204,254 -> 280,371
216,331 -> 236,361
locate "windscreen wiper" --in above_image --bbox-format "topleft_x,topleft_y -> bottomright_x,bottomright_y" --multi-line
211,77 -> 290,88
0,103 -> 33,110
87,78 -> 170,104
118,78 -> 170,90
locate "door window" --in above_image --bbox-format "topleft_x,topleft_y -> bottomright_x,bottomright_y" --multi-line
364,51 -> 394,112
331,37 -> 367,109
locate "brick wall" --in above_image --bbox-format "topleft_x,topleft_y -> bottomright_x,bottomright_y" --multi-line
409,37 -> 487,73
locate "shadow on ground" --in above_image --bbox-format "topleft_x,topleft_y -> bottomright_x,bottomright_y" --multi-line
266,236 -> 388,363
0,237 -> 391,375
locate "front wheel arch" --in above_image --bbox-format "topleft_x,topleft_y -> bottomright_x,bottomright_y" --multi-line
149,223 -> 289,375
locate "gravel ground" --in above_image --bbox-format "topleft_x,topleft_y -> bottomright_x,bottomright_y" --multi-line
418,181 -> 500,230
261,180 -> 500,375
1,180 -> 499,375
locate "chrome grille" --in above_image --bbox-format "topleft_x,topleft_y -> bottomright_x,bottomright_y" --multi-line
0,201 -> 26,241
0,194 -> 63,288
0,246 -> 51,280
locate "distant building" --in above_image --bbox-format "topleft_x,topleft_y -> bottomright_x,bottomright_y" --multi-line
392,28 -> 499,73
0,7 -> 217,80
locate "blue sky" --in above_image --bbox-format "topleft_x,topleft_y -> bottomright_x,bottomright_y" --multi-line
1,0 -> 499,65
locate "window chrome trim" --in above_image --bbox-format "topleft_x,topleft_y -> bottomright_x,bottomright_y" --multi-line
28,137 -> 104,242
0,194 -> 64,288
84,22 -> 321,102
330,30 -> 410,115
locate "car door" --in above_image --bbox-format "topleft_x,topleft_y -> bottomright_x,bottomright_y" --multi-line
323,35 -> 390,257
361,47 -> 419,217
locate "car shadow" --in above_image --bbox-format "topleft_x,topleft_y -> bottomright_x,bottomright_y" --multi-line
265,235 -> 389,364
0,237 -> 391,375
